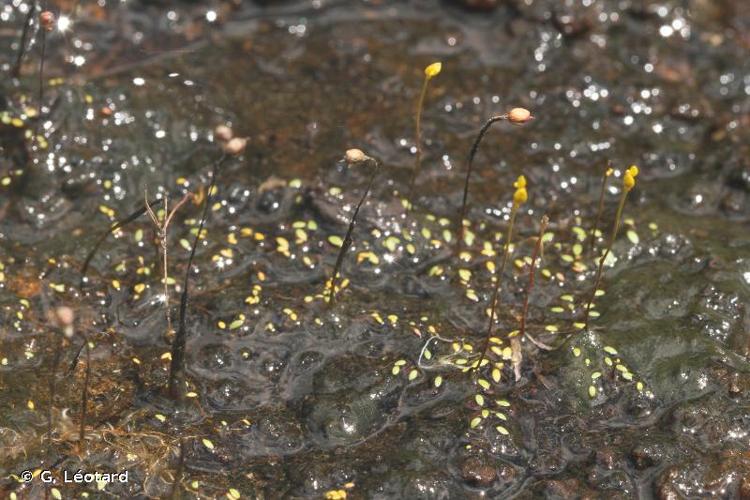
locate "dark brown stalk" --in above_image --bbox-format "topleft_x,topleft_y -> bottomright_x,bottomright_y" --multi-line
80,197 -> 160,288
47,331 -> 62,456
327,157 -> 380,306
456,115 -> 507,256
145,191 -> 193,338
473,204 -> 519,372
589,161 -> 612,254
78,332 -> 90,447
11,0 -> 38,78
170,438 -> 185,499
168,154 -> 226,398
583,187 -> 628,330
519,215 -> 549,339
38,27 -> 46,115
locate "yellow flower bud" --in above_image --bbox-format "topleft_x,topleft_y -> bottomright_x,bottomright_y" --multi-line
623,172 -> 635,191
605,168 -> 614,177
623,165 -> 639,192
513,187 -> 528,206
424,62 -> 442,79
513,175 -> 526,189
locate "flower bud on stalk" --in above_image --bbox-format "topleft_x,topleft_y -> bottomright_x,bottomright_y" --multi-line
508,107 -> 533,124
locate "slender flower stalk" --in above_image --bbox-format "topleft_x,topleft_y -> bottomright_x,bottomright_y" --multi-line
168,151 -> 235,398
168,126 -> 246,398
408,62 -> 441,197
11,0 -> 38,78
77,330 -> 90,448
145,190 -> 193,339
34,10 -> 53,145
47,306 -> 73,456
519,214 -> 549,341
456,108 -> 533,257
325,149 -> 379,306
474,175 -> 528,371
583,165 -> 639,329
589,162 -> 614,254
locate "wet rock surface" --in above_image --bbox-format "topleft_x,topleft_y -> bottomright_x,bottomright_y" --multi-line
1,0 -> 750,498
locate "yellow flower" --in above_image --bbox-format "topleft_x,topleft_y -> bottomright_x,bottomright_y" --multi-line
606,167 -> 614,177
513,187 -> 527,206
623,165 -> 639,192
513,175 -> 528,205
424,62 -> 442,79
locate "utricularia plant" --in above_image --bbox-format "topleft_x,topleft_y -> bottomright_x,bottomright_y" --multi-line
589,163 -> 614,254
475,174 -> 528,371
583,165 -> 639,329
325,148 -> 380,306
457,107 -> 533,256
408,61 -> 442,198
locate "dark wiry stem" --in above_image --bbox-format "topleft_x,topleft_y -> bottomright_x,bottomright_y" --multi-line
168,154 -> 226,398
456,115 -> 507,256
473,204 -> 518,372
47,331 -> 62,457
589,161 -> 612,255
327,157 -> 380,306
519,215 -> 548,339
583,187 -> 628,330
11,0 -> 37,78
170,438 -> 185,499
38,28 -> 46,113
80,198 -> 160,288
34,22 -> 47,146
78,332 -> 90,448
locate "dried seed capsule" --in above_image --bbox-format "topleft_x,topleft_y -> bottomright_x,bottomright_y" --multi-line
40,11 -> 55,32
223,137 -> 247,155
508,107 -> 532,124
54,306 -> 74,327
345,148 -> 366,163
214,124 -> 233,142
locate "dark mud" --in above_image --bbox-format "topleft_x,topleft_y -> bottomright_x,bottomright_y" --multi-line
1,0 -> 749,498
